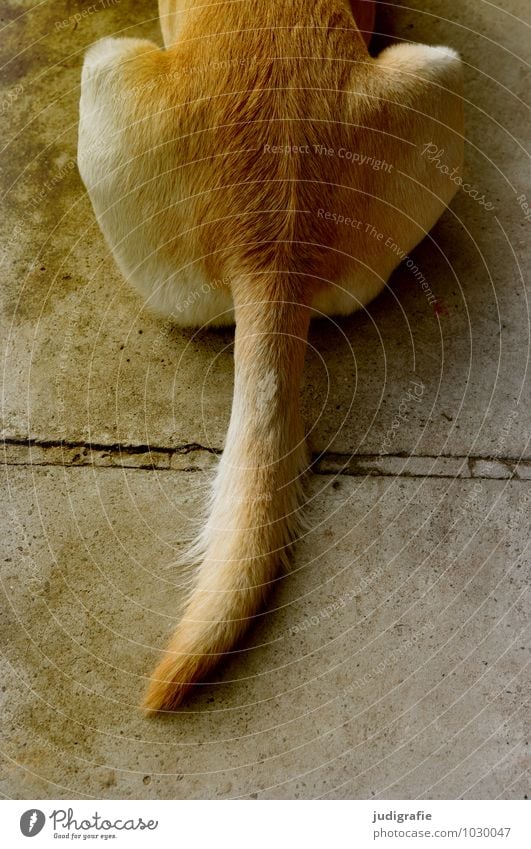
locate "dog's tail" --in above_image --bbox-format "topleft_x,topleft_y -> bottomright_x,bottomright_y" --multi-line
143,278 -> 310,711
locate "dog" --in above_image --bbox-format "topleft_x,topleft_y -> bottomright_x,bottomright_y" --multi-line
77,0 -> 464,711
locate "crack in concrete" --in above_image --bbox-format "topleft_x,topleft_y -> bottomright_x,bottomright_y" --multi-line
1,438 -> 529,480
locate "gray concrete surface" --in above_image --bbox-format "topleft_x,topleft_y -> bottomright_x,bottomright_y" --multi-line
1,0 -> 529,799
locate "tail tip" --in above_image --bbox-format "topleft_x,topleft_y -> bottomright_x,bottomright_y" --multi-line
141,678 -> 189,715
140,652 -> 198,715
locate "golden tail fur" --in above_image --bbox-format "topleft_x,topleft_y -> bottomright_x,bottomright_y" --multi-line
144,282 -> 310,709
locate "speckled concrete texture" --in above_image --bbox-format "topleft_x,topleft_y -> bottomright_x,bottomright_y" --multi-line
1,467 -> 528,799
1,1 -> 529,799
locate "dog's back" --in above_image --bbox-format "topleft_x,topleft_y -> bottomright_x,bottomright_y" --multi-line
173,2 -> 361,285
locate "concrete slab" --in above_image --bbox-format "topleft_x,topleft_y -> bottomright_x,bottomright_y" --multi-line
1,465 -> 528,799
1,1 -> 529,459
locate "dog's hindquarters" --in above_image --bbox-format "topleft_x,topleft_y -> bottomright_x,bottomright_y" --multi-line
77,10 -> 464,712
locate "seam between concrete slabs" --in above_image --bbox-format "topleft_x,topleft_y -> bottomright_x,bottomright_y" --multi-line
1,439 -> 529,480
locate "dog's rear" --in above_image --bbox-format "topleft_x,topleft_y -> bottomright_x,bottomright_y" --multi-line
142,2 -> 360,709
78,0 -> 463,710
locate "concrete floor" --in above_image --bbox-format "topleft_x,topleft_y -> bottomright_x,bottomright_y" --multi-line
1,1 -> 529,799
